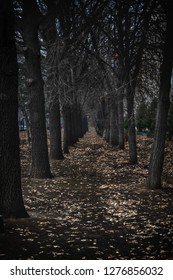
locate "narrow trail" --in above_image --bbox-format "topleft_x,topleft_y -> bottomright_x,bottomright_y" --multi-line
1,129 -> 173,259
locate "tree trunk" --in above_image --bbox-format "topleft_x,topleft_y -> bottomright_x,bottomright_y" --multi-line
63,105 -> 70,154
110,99 -> 119,146
22,0 -> 52,178
73,102 -> 80,142
49,100 -> 64,159
147,8 -> 173,189
126,83 -> 137,164
67,106 -> 74,146
117,86 -> 125,149
42,0 -> 64,161
0,0 -> 28,218
103,95 -> 110,142
70,106 -> 76,145
78,104 -> 84,138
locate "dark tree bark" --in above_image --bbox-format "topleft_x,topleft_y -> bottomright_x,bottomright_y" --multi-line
117,76 -> 125,150
70,106 -> 77,145
147,4 -> 173,189
126,82 -> 137,164
70,100 -> 85,143
78,103 -> 87,138
74,104 -> 80,140
103,95 -> 110,143
21,0 -> 52,178
72,101 -> 80,143
118,96 -> 124,149
67,106 -> 74,147
42,0 -> 64,160
0,0 -> 28,218
63,105 -> 70,154
49,100 -> 64,159
110,98 -> 119,146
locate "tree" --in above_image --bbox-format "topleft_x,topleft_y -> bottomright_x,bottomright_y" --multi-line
42,0 -> 64,160
167,101 -> 173,140
92,0 -> 156,163
21,0 -> 52,178
120,0 -> 156,164
0,0 -> 28,218
109,95 -> 119,146
147,0 -> 173,189
51,0 -> 99,152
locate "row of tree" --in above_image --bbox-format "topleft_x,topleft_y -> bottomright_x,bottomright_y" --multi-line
0,0 -> 173,219
92,0 -> 173,189
1,0 -> 91,218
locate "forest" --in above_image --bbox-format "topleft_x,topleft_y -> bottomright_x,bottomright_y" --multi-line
0,0 -> 173,259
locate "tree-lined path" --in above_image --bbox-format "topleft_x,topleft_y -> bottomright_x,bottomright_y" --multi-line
1,129 -> 173,260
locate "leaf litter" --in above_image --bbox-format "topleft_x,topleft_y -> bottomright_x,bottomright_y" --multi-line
0,129 -> 173,259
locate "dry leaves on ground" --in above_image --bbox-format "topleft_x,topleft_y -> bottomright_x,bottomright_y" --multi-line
0,129 -> 173,259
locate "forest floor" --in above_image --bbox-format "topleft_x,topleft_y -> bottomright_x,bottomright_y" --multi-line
1,129 -> 173,260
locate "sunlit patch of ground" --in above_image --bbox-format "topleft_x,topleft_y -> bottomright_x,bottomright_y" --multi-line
0,129 -> 173,259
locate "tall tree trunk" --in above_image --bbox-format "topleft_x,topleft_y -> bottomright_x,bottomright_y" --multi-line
73,101 -> 80,142
110,99 -> 119,146
0,0 -> 28,218
74,104 -> 79,141
103,95 -> 110,142
63,105 -> 70,154
66,105 -> 74,147
147,7 -> 173,189
77,104 -> 84,138
22,0 -> 52,178
49,100 -> 64,159
126,82 -> 137,164
42,1 -> 64,161
70,106 -> 76,145
117,84 -> 125,150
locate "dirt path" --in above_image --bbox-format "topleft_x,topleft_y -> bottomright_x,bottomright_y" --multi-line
1,129 -> 173,259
